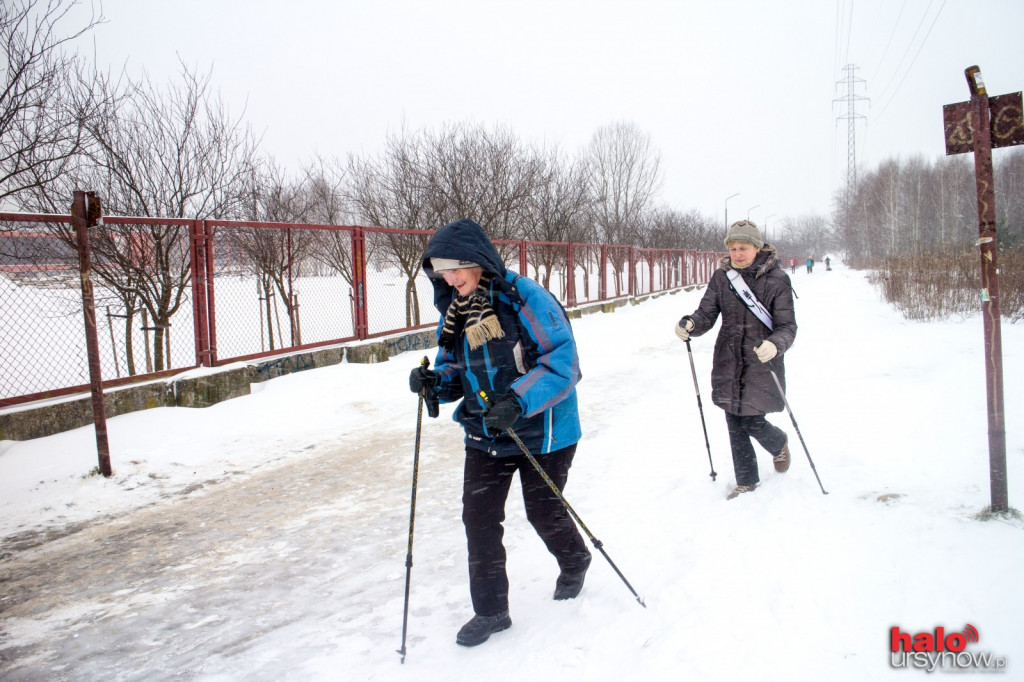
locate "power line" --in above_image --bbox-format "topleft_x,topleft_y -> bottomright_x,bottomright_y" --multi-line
872,0 -> 948,125
869,0 -> 910,84
833,1 -> 842,81
834,0 -> 854,85
872,0 -> 938,111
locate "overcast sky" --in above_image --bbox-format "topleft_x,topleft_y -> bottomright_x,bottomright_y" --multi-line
74,0 -> 1024,232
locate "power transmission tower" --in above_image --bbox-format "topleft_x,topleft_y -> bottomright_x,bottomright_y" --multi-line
834,64 -> 869,207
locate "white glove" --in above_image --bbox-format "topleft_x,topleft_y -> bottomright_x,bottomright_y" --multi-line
754,340 -> 778,363
674,318 -> 694,342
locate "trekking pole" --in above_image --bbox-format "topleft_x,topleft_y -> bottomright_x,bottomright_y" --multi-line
478,390 -> 646,608
397,356 -> 430,663
767,368 -> 828,495
685,340 -> 717,481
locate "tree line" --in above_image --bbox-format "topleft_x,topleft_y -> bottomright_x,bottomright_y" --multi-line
0,0 -> 889,270
0,0 -> 732,374
833,149 -> 1024,265
830,148 -> 1024,321
3,0 -> 1020,335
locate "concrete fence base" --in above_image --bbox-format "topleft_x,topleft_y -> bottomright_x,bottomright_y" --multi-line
0,291 -> 686,441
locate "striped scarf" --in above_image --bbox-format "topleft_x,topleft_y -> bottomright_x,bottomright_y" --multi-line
439,274 -> 505,351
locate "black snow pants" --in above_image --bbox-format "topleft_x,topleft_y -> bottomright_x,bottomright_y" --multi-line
725,412 -> 788,487
462,443 -> 591,617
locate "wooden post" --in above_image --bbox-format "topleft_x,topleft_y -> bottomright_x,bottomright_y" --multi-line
942,66 -> 1024,512
966,69 -> 1007,512
351,227 -> 368,340
72,190 -> 112,477
106,306 -> 121,378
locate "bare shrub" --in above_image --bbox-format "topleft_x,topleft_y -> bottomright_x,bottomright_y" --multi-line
870,246 -> 1022,321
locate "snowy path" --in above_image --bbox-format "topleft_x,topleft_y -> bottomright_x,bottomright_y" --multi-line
2,262 -> 1022,681
0,425 -> 470,680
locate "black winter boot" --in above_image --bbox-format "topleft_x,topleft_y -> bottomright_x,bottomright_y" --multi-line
553,553 -> 592,600
455,611 -> 512,647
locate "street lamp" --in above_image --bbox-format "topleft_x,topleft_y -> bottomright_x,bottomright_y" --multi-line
747,204 -> 760,221
725,192 -> 740,231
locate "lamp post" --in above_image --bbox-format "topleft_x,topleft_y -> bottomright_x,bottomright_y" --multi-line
725,192 -> 740,231
747,204 -> 760,221
765,213 -> 777,242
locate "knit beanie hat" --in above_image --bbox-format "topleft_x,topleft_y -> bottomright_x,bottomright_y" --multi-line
724,220 -> 764,249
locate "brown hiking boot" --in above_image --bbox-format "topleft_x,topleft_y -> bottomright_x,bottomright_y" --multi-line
727,484 -> 757,500
773,443 -> 791,473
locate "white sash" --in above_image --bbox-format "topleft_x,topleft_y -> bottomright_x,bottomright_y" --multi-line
726,268 -> 774,331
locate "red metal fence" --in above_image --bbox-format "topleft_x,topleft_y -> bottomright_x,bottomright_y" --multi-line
1,212 -> 721,409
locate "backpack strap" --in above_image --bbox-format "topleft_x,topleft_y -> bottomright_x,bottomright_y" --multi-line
726,268 -> 774,332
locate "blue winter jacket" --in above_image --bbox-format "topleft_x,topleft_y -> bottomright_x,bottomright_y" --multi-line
422,219 -> 582,457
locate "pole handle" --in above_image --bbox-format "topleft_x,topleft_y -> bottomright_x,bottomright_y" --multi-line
419,356 -> 439,418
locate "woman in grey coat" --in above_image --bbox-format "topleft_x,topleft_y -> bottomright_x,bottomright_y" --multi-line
675,220 -> 797,499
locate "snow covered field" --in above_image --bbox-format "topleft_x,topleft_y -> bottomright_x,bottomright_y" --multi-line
1,259 -> 1021,680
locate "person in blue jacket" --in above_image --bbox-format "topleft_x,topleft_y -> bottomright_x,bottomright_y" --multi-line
408,218 -> 591,647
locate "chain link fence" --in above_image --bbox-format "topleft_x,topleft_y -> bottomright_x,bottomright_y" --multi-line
2,212 -> 720,408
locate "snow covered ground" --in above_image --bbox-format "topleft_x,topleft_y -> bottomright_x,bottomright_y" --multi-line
1,259 -> 1021,681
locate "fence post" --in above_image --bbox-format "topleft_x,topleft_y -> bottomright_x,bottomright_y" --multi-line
352,227 -> 369,339
190,220 -> 211,367
72,190 -> 112,477
599,245 -> 607,301
287,227 -> 296,346
566,243 -> 576,307
622,246 -> 630,294
204,220 -> 218,364
648,250 -> 655,294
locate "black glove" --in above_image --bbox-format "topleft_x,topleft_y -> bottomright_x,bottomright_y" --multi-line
409,366 -> 436,394
423,390 -> 440,418
484,394 -> 522,432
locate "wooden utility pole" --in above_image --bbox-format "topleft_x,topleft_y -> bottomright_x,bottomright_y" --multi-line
72,190 -> 112,477
942,66 -> 1024,512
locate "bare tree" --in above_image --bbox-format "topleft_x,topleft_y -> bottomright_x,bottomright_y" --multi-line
584,121 -> 663,294
782,213 -> 832,260
520,147 -> 592,293
647,207 -> 720,251
996,147 -> 1024,248
302,153 -> 363,282
423,122 -> 542,245
303,154 -> 354,226
348,127 -> 436,326
19,61 -> 260,372
225,160 -> 318,348
836,153 -> 984,265
585,121 -> 662,243
0,0 -> 105,206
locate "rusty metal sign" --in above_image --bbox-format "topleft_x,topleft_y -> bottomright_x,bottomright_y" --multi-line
944,91 -> 1024,155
